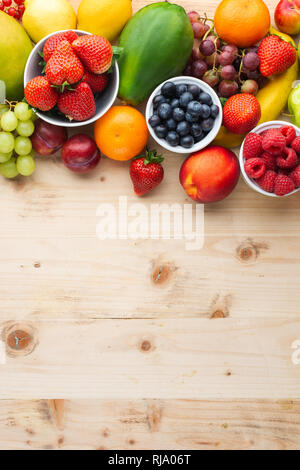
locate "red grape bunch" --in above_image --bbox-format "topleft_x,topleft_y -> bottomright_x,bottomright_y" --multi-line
0,0 -> 25,19
185,11 -> 266,101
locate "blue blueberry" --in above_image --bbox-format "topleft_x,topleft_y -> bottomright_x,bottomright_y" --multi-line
166,131 -> 180,147
176,121 -> 190,137
191,123 -> 203,139
187,100 -> 202,117
161,81 -> 176,98
200,104 -> 211,119
176,84 -> 188,97
153,94 -> 168,109
173,107 -> 185,122
149,115 -> 161,128
201,118 -> 215,132
155,125 -> 168,139
186,112 -> 199,124
166,118 -> 177,131
199,92 -> 213,105
181,135 -> 194,149
158,102 -> 172,120
210,104 -> 220,118
170,98 -> 180,108
179,92 -> 194,108
188,84 -> 201,98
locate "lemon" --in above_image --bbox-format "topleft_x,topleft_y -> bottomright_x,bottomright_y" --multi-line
22,0 -> 77,43
77,0 -> 132,42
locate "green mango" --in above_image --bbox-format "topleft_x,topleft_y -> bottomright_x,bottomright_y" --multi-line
0,11 -> 33,101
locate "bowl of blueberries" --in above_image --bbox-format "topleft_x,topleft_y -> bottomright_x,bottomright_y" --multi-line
146,76 -> 222,154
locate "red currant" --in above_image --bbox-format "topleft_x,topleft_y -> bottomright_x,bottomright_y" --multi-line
14,0 -> 24,4
2,0 -> 12,6
18,4 -> 25,15
0,3 -> 4,10
7,6 -> 16,16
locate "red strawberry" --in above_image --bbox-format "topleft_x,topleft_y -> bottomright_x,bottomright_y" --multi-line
43,31 -> 78,62
258,35 -> 297,77
72,35 -> 113,74
46,40 -> 84,86
82,71 -> 109,93
274,174 -> 295,196
130,149 -> 164,196
58,82 -> 96,122
223,94 -> 261,134
24,76 -> 59,111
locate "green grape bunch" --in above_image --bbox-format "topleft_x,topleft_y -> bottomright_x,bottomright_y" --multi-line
0,100 -> 36,179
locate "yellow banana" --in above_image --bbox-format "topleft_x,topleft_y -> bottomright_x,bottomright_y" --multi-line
213,27 -> 299,149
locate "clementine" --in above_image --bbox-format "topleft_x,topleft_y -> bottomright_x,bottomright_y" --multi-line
214,0 -> 270,48
94,106 -> 149,161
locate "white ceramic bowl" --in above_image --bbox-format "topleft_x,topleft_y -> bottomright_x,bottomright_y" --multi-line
146,76 -> 222,154
24,30 -> 119,128
239,121 -> 300,198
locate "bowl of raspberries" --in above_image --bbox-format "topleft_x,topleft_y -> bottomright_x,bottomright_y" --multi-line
24,30 -> 119,127
240,121 -> 300,197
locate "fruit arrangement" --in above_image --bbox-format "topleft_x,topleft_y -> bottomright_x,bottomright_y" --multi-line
242,125 -> 300,196
0,101 -> 36,179
0,0 -> 297,203
148,80 -> 220,149
25,32 -> 114,122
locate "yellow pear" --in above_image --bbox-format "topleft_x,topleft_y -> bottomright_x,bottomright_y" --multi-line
23,0 -> 77,43
77,0 -> 132,42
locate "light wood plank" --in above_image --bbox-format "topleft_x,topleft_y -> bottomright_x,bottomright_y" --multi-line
0,398 -> 299,450
0,318 -> 300,399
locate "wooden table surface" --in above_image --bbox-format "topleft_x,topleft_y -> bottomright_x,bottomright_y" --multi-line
0,0 -> 300,450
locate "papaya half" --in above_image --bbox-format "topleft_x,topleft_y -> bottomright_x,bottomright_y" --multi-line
213,27 -> 299,149
118,2 -> 193,105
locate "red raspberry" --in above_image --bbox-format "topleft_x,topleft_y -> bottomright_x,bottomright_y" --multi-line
243,133 -> 263,159
256,170 -> 277,193
261,151 -> 277,171
290,165 -> 300,187
291,136 -> 300,154
244,157 -> 266,179
274,174 -> 295,196
280,126 -> 296,146
262,129 -> 286,156
277,147 -> 298,169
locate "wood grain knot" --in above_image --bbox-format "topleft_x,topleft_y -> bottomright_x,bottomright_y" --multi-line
211,310 -> 226,319
33,262 -> 41,268
2,322 -> 38,357
140,340 -> 152,352
151,264 -> 171,285
236,238 -> 269,264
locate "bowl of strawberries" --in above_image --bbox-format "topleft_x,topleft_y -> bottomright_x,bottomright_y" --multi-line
239,121 -> 300,197
24,30 -> 119,127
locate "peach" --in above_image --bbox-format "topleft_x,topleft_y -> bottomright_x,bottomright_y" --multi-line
179,146 -> 240,203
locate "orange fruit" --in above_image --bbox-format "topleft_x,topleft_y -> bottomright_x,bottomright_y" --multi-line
94,105 -> 149,161
214,0 -> 270,48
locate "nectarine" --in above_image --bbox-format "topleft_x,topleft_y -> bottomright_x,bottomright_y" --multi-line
180,146 -> 240,203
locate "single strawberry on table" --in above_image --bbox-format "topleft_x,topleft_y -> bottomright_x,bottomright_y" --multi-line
58,82 -> 96,122
130,149 -> 164,196
43,31 -> 79,62
258,34 -> 297,77
72,35 -> 113,74
46,40 -> 84,86
25,76 -> 59,112
82,71 -> 109,93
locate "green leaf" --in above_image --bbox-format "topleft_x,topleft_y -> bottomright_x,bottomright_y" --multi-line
135,148 -> 164,166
